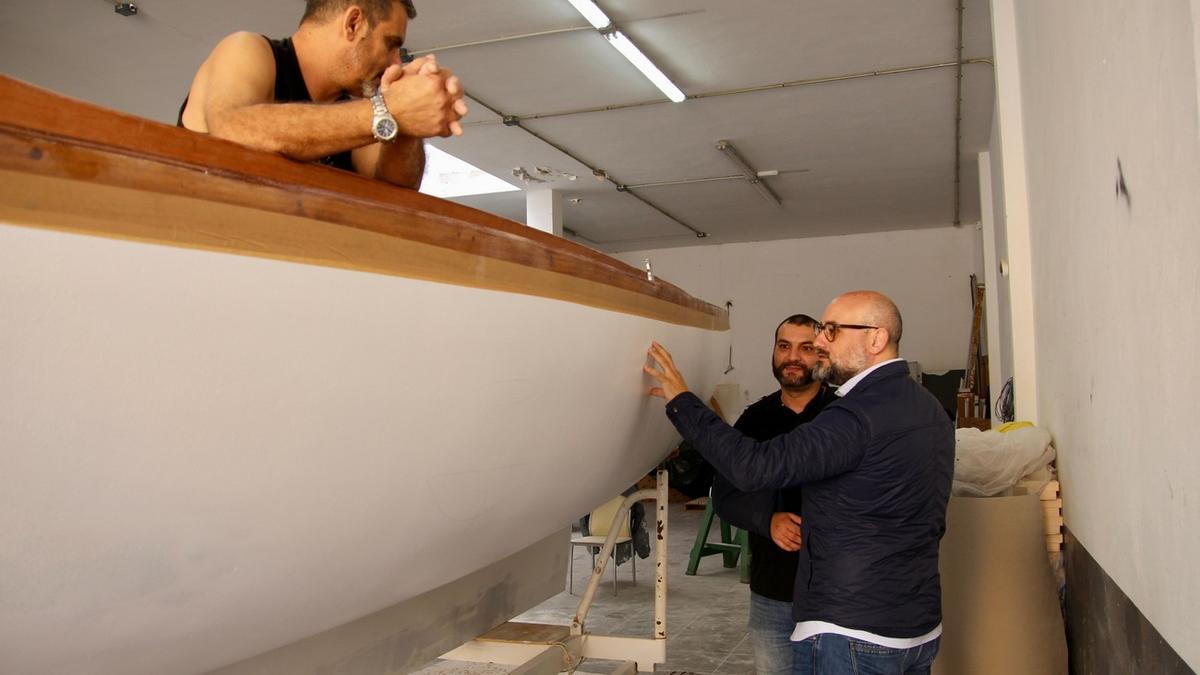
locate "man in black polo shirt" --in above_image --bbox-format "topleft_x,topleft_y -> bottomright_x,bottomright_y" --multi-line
712,314 -> 835,675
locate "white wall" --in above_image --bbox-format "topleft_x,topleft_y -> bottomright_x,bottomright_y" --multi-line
996,0 -> 1200,667
616,226 -> 984,405
989,0 -> 1041,421
977,151 -> 1006,409
986,114 -> 1016,396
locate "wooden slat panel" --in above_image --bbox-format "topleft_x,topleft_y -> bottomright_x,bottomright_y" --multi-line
1040,481 -> 1060,500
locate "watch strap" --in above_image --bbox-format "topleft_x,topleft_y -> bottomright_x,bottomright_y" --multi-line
370,91 -> 391,118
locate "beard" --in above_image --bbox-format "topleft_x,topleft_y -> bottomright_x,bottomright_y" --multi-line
812,345 -> 869,386
348,44 -> 382,95
772,359 -> 813,389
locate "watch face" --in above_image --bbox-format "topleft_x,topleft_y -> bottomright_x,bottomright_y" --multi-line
374,117 -> 398,141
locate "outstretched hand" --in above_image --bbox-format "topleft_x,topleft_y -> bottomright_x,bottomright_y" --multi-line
643,341 -> 690,401
770,512 -> 803,552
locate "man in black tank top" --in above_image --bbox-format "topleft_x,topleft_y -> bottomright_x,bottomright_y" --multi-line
178,0 -> 466,189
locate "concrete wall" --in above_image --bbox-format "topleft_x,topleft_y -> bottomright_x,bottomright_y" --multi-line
991,0 -> 1200,668
616,226 -> 984,405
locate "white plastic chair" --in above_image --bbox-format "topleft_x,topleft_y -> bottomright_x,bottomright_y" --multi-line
569,495 -> 635,595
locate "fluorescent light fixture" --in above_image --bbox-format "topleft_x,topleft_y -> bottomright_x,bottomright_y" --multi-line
420,145 -> 520,199
566,0 -> 612,29
565,0 -> 687,103
603,30 -> 687,103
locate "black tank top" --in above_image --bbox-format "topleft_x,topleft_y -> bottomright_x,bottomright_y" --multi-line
178,36 -> 355,172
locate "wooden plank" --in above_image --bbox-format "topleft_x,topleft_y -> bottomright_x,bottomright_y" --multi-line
1043,515 -> 1064,535
1040,481 -> 1060,500
963,278 -> 985,393
477,622 -> 571,645
507,645 -> 569,675
684,497 -> 708,511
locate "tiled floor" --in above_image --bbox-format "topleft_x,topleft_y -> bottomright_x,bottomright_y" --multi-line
413,502 -> 756,674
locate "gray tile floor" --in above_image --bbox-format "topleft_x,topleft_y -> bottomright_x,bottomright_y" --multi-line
413,502 -> 755,674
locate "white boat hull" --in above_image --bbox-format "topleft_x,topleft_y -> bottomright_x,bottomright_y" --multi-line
0,224 -> 724,674
0,75 -> 728,674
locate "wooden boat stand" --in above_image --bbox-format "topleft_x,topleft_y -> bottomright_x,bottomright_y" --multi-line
441,469 -> 671,673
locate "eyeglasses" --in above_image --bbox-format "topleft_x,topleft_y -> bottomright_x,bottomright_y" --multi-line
816,321 -> 879,342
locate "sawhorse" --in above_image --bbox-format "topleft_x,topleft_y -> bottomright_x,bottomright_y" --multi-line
685,498 -> 750,582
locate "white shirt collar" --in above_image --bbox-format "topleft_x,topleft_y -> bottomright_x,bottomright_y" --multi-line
833,357 -> 906,397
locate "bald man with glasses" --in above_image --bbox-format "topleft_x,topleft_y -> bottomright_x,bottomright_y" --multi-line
645,291 -> 954,675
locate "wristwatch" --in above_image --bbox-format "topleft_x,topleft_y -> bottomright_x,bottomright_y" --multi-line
369,90 -> 398,142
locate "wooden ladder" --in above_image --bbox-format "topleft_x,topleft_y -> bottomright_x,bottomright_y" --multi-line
957,275 -> 991,429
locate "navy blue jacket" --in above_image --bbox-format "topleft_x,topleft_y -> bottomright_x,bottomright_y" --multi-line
666,361 -> 954,637
711,387 -> 835,601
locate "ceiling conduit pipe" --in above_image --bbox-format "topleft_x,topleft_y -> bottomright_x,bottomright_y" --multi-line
953,0 -> 965,226
462,59 -> 995,128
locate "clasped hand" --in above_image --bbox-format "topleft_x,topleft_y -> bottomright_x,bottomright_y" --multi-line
380,54 -> 468,138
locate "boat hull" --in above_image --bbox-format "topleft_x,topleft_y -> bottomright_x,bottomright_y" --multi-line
0,223 -> 724,674
0,74 -> 728,675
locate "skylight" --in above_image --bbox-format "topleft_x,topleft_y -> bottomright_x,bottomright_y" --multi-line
419,145 -> 519,199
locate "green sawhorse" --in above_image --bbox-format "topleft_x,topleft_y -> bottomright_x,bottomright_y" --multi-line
685,498 -> 751,582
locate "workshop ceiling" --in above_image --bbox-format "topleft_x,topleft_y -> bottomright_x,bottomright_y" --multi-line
0,0 -> 994,252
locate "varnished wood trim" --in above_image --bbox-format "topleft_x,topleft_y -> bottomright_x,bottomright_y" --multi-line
0,169 -> 722,330
0,76 -> 728,330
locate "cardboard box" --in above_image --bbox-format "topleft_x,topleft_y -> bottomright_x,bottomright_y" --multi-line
933,494 -> 1069,674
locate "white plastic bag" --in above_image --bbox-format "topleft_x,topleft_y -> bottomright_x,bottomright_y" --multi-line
952,425 -> 1055,496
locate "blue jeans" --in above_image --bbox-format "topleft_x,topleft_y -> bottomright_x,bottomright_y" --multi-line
792,632 -> 940,674
747,592 -> 795,674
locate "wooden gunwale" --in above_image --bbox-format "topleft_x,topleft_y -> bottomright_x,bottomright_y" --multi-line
0,76 -> 727,330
